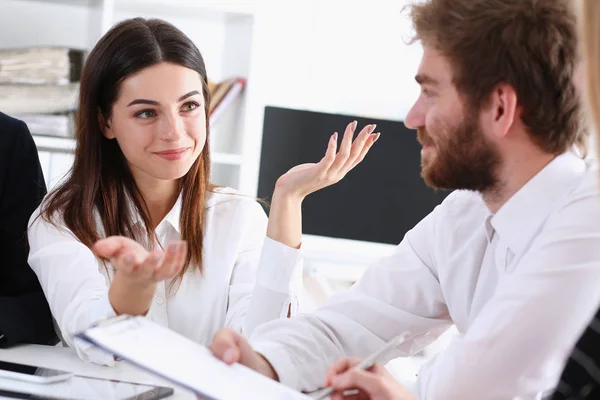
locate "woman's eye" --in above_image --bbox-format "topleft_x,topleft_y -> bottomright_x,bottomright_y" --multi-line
182,101 -> 200,112
135,109 -> 156,119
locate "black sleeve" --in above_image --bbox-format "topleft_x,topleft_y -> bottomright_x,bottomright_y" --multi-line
0,115 -> 57,346
0,118 -> 47,295
551,306 -> 600,399
0,293 -> 58,347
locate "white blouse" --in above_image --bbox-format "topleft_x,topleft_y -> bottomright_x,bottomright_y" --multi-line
28,188 -> 303,366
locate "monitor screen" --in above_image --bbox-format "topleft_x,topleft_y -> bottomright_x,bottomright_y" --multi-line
258,106 -> 451,245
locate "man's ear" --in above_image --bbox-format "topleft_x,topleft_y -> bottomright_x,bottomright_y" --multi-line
98,110 -> 115,139
489,83 -> 517,139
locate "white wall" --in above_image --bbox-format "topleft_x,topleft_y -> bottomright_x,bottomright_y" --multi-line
254,0 -> 422,120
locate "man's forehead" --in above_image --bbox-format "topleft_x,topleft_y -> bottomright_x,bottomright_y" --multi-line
416,46 -> 453,85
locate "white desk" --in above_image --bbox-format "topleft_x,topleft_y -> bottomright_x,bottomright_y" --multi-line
0,344 -> 195,399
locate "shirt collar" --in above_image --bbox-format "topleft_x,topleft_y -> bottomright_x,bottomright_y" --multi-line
490,151 -> 587,256
163,194 -> 183,233
121,186 -> 234,234
483,214 -> 495,243
126,191 -> 183,234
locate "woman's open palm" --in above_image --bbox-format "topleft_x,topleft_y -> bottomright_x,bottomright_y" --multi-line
275,121 -> 380,198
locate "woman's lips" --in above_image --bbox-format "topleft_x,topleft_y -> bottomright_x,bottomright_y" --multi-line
153,148 -> 189,160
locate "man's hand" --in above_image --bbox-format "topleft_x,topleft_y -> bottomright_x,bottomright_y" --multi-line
325,358 -> 418,400
209,328 -> 279,380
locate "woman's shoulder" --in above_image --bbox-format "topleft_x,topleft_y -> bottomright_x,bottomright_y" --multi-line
28,194 -> 62,230
28,191 -> 101,242
204,186 -> 267,220
28,197 -> 82,248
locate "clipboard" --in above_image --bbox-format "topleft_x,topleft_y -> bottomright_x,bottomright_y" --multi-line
75,315 -> 311,400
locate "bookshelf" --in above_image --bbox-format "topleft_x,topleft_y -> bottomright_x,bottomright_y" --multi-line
1,0 -> 258,192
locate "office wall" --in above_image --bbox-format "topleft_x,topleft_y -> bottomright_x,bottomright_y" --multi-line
253,0 -> 423,121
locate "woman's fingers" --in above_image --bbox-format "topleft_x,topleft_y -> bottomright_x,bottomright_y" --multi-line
114,247 -> 148,277
350,132 -> 380,170
339,124 -> 377,173
328,121 -> 357,174
94,236 -> 146,264
153,241 -> 187,281
326,123 -> 378,181
313,132 -> 339,177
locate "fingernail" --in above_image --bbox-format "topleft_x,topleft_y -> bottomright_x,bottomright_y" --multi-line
223,349 -> 235,363
374,132 -> 381,142
351,120 -> 358,130
333,132 -> 338,141
370,124 -> 377,133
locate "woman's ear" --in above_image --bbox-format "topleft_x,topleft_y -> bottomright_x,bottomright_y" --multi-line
98,110 -> 115,139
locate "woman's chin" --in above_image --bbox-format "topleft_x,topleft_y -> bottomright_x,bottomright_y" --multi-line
149,165 -> 192,181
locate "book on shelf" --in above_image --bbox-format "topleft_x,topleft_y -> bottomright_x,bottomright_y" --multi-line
208,77 -> 246,125
0,47 -> 84,85
0,83 -> 79,114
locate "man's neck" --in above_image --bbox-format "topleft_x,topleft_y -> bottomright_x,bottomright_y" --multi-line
482,148 -> 557,214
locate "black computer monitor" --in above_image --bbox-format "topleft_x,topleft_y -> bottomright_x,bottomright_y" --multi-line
258,106 -> 450,245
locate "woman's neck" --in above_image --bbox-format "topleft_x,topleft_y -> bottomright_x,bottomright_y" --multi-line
133,174 -> 180,230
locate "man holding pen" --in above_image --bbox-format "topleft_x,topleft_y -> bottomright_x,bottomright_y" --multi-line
211,0 -> 600,399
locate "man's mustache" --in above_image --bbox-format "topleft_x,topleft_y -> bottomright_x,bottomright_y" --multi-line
417,128 -> 434,146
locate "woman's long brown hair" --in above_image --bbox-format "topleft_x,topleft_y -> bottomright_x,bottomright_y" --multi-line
41,18 -> 212,288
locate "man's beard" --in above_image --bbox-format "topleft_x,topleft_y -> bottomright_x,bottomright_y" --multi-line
418,111 -> 501,193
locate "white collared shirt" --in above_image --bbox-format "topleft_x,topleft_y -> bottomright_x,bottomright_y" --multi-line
250,152 -> 600,400
28,188 -> 303,366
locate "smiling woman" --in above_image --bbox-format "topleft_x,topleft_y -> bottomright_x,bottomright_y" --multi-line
104,64 -> 207,189
25,17 -> 379,366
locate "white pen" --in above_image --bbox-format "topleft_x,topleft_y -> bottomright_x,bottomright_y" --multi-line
310,332 -> 411,400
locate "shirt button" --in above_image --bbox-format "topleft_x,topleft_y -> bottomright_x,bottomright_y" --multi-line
156,296 -> 164,305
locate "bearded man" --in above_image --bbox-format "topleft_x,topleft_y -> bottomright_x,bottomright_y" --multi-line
209,1 -> 600,399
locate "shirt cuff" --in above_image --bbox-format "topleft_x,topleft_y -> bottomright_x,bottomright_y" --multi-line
89,293 -> 118,321
256,237 -> 303,294
251,340 -> 300,390
69,294 -> 118,366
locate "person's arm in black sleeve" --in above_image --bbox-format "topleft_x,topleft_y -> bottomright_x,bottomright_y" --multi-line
0,112 -> 57,347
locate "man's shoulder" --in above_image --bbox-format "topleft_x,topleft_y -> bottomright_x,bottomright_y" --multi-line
437,189 -> 487,217
573,156 -> 600,194
0,111 -> 32,154
551,156 -> 600,218
416,190 -> 489,240
0,111 -> 25,134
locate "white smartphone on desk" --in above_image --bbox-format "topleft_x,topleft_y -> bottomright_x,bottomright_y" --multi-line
0,361 -> 73,384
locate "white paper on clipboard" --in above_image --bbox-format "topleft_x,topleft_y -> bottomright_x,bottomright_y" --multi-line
75,316 -> 310,400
